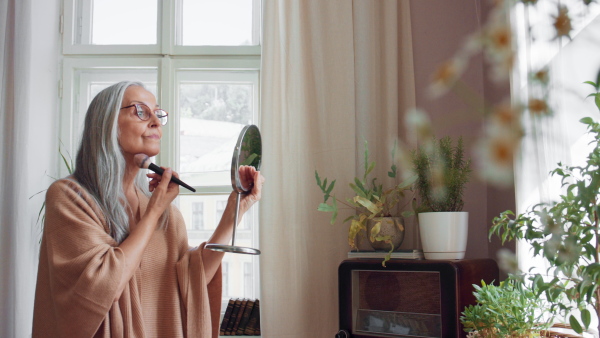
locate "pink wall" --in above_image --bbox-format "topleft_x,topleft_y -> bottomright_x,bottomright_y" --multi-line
408,0 -> 516,260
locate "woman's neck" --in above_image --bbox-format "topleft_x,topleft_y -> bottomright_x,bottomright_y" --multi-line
123,164 -> 139,194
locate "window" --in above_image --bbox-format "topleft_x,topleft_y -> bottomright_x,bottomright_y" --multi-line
191,202 -> 204,230
60,0 -> 262,311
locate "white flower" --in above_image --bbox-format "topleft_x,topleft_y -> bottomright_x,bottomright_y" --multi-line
496,248 -> 520,275
428,57 -> 468,98
405,108 -> 434,145
475,130 -> 519,187
480,5 -> 514,82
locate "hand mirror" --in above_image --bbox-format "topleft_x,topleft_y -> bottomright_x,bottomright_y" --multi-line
206,125 -> 262,255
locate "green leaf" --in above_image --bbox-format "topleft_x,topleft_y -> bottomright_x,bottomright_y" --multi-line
59,145 -> 73,174
581,308 -> 591,329
365,161 -> 375,178
354,196 -> 381,214
388,164 -> 397,178
36,201 -> 46,225
315,170 -> 322,187
331,198 -> 338,224
349,183 -> 367,199
401,210 -> 414,218
317,203 -> 335,213
240,153 -> 258,166
369,221 -> 381,242
569,314 -> 583,334
324,179 -> 336,202
580,116 -> 594,125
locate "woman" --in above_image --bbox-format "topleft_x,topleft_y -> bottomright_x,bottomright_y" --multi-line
32,81 -> 264,337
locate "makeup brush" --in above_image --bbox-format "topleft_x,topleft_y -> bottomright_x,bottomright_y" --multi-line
133,154 -> 196,192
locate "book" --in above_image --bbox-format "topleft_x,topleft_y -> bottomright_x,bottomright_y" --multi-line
235,299 -> 255,335
243,299 -> 260,335
219,298 -> 236,336
347,249 -> 425,260
231,298 -> 248,334
225,298 -> 243,335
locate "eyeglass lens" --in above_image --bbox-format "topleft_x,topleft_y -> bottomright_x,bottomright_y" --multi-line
136,104 -> 168,125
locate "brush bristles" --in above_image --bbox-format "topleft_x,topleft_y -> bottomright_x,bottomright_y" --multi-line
133,153 -> 150,169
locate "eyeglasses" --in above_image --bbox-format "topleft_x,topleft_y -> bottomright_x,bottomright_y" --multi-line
120,103 -> 168,126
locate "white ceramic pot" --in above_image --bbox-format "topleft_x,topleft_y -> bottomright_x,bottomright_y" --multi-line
418,211 -> 468,260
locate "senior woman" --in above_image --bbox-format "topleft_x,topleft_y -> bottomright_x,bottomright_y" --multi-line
32,81 -> 264,337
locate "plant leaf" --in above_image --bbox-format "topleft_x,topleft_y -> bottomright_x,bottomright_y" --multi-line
317,203 -> 335,212
240,153 -> 258,166
369,221 -> 381,242
581,308 -> 591,329
388,164 -> 397,178
354,196 -> 381,215
569,314 -> 583,334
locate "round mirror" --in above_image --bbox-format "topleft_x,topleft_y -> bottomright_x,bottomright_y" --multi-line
231,125 -> 262,193
206,124 -> 262,255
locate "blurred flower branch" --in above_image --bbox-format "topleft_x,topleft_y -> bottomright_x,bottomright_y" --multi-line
398,0 -> 600,334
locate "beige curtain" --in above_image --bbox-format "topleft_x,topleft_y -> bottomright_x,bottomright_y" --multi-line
259,1 -> 413,336
0,0 -> 35,336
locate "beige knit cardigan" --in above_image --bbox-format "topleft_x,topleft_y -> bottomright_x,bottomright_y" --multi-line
32,179 -> 222,337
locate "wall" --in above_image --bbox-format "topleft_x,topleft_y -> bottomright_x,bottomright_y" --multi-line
408,0 -> 516,260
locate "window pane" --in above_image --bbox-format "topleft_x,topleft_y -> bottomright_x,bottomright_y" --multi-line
76,0 -> 158,45
179,0 -> 256,46
178,195 -> 259,303
177,70 -> 258,187
73,69 -> 158,149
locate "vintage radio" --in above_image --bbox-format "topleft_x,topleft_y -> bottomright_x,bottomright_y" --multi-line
337,258 -> 499,338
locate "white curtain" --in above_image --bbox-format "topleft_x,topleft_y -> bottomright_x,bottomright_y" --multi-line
260,1 -> 412,336
0,0 -> 36,337
514,2 -> 600,272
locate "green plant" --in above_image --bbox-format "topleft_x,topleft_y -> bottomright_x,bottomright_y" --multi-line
315,141 -> 416,265
461,279 -> 554,337
489,81 -> 600,334
412,136 -> 472,212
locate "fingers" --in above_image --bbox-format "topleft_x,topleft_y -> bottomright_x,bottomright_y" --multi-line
146,168 -> 179,193
238,165 -> 257,189
240,171 -> 264,211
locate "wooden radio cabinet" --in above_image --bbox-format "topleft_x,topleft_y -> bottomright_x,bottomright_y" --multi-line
337,258 -> 499,338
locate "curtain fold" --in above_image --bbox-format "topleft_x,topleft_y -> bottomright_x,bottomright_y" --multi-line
260,1 -> 411,336
0,0 -> 35,337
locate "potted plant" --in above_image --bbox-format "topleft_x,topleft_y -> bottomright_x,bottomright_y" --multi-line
315,141 -> 416,266
460,279 -> 554,337
488,81 -> 600,335
490,119 -> 600,335
412,136 -> 472,259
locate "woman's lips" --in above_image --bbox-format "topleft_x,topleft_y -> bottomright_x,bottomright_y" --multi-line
145,134 -> 161,139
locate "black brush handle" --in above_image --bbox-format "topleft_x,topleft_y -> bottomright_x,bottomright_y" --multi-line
148,163 -> 196,192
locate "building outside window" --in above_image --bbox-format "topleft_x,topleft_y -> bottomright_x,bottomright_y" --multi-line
191,202 -> 204,230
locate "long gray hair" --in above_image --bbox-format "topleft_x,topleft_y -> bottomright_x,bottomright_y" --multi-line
73,81 -> 168,243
